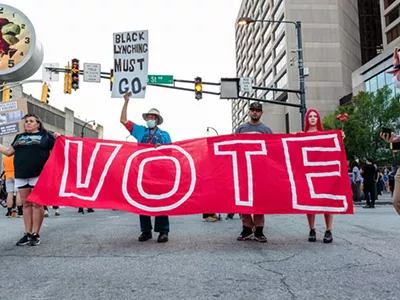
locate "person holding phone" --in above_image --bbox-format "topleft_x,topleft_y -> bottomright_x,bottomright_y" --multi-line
381,129 -> 400,214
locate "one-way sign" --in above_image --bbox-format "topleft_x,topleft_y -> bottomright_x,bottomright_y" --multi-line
83,63 -> 101,83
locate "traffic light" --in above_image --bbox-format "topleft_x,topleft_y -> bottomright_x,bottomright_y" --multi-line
2,86 -> 12,102
41,83 -> 50,104
110,69 -> 114,91
71,58 -> 79,90
195,77 -> 202,100
64,65 -> 72,94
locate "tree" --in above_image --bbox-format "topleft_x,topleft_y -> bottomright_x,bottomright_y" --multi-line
322,86 -> 400,165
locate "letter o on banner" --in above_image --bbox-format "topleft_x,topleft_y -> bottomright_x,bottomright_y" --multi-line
122,145 -> 196,212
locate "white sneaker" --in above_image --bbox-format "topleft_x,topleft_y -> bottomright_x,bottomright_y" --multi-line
44,210 -> 49,217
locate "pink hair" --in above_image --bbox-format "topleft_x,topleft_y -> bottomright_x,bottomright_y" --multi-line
304,109 -> 324,132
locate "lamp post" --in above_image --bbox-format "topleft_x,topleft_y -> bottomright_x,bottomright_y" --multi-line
206,126 -> 219,136
237,17 -> 307,130
79,119 -> 96,214
81,120 -> 96,138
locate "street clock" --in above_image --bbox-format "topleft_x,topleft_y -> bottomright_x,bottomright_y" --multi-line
0,4 -> 43,82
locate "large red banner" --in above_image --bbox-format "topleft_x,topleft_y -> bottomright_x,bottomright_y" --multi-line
28,130 -> 354,215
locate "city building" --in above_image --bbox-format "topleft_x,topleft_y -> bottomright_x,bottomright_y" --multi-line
232,0 -> 362,133
352,0 -> 400,96
0,85 -> 103,171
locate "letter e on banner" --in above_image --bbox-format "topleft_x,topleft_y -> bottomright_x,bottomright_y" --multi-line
59,140 -> 123,201
214,140 -> 267,207
282,134 -> 348,212
122,145 -> 196,212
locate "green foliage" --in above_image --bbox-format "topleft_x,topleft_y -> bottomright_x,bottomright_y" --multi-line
322,86 -> 400,165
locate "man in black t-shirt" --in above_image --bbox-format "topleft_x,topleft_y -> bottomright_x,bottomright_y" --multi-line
361,158 -> 377,208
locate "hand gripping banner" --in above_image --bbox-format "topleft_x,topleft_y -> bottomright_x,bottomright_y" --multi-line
28,131 -> 354,215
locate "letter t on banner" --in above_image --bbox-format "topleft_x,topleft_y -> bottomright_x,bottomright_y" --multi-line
111,30 -> 149,98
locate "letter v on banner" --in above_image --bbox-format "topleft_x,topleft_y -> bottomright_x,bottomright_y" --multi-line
59,140 -> 123,201
214,140 -> 267,207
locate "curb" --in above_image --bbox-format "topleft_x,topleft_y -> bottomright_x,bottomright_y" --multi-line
354,201 -> 393,206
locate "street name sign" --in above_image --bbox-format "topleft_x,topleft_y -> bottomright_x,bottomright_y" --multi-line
148,75 -> 174,85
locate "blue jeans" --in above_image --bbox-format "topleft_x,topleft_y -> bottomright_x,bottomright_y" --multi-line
140,215 -> 169,233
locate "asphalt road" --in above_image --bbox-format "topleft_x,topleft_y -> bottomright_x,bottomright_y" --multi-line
0,205 -> 399,300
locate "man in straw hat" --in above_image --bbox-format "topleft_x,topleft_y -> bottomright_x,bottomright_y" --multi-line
120,92 -> 172,243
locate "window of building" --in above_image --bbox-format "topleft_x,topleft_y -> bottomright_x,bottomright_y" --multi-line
265,71 -> 273,87
385,5 -> 400,26
273,0 -> 284,20
276,72 -> 288,89
274,36 -> 286,57
385,0 -> 396,9
255,54 -> 263,71
386,23 -> 400,43
377,72 -> 386,89
256,68 -> 263,85
264,39 -> 272,57
275,54 -> 287,75
274,20 -> 285,40
255,41 -> 262,58
265,54 -> 273,70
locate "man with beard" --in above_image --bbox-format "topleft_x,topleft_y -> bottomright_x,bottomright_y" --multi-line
234,102 -> 272,243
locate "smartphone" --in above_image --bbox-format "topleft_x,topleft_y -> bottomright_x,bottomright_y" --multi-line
382,127 -> 392,138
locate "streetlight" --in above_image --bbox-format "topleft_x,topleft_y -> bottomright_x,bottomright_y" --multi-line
79,119 -> 96,214
81,120 -> 96,138
206,126 -> 219,136
237,17 -> 307,130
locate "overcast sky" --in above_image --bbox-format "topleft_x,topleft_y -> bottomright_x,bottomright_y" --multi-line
10,0 -> 243,142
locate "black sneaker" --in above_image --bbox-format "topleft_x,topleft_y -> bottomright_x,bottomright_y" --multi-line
323,230 -> 333,244
16,233 -> 32,246
237,226 -> 253,241
138,231 -> 152,242
254,227 -> 267,243
5,211 -> 11,218
78,208 -> 84,214
308,229 -> 316,242
157,232 -> 169,243
30,233 -> 41,246
225,214 -> 234,220
87,208 -> 95,213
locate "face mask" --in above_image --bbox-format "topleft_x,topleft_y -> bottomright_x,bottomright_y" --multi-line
146,119 -> 156,128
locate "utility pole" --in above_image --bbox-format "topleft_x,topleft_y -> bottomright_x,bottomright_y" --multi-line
296,21 -> 307,131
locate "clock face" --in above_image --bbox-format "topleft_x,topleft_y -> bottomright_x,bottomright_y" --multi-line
0,4 -> 35,76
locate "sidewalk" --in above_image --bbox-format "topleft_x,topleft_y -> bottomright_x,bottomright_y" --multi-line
353,191 -> 393,206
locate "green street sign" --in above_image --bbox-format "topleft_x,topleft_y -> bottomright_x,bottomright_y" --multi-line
148,75 -> 174,85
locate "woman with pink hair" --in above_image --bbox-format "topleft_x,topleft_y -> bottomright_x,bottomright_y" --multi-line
303,109 -> 333,243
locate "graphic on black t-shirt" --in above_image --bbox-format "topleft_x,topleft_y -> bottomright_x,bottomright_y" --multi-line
13,134 -> 44,146
11,131 -> 55,179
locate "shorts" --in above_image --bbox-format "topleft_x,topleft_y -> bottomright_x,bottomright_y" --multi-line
5,178 -> 16,193
15,177 -> 39,189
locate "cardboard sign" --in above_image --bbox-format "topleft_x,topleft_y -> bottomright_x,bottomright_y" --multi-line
0,98 -> 28,136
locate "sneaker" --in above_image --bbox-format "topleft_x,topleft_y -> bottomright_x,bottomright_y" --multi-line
87,208 -> 95,213
203,216 -> 217,222
308,229 -> 316,242
5,211 -> 11,218
138,231 -> 152,242
237,226 -> 253,241
323,230 -> 333,244
157,232 -> 169,243
254,227 -> 268,243
30,233 -> 41,246
78,208 -> 84,214
44,210 -> 49,217
16,233 -> 32,246
225,214 -> 234,220
55,210 -> 60,216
